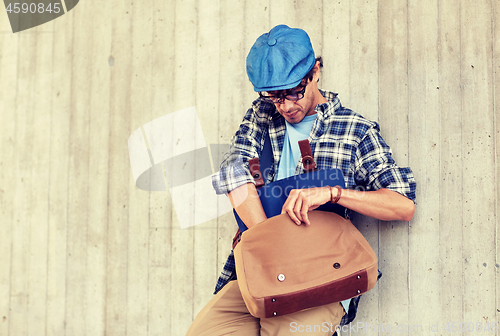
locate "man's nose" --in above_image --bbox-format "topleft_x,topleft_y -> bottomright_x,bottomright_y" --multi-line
279,99 -> 295,112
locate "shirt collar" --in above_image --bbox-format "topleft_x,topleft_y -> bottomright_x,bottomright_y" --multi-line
314,89 -> 340,120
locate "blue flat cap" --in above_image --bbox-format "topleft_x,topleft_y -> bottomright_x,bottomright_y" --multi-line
246,25 -> 316,92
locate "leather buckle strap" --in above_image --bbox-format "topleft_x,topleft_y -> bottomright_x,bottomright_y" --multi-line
298,140 -> 316,172
249,157 -> 265,188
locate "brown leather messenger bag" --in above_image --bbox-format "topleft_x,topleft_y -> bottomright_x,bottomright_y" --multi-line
232,139 -> 378,318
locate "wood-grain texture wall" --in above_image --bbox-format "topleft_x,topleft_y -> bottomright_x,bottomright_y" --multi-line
0,0 -> 498,335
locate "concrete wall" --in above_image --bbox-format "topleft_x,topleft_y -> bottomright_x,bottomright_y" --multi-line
0,0 -> 498,335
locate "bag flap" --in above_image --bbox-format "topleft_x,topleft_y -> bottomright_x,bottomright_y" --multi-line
237,211 -> 377,298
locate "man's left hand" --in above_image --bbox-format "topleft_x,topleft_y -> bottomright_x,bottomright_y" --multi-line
281,187 -> 332,226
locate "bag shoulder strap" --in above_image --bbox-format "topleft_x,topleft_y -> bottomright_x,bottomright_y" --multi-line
248,158 -> 264,188
298,139 -> 316,172
251,132 -> 317,185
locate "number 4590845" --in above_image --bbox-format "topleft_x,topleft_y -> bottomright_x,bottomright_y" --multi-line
6,2 -> 61,14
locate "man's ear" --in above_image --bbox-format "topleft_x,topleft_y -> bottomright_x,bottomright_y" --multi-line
312,61 -> 321,82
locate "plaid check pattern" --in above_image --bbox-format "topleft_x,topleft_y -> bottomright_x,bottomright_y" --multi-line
213,90 -> 416,201
212,90 -> 416,327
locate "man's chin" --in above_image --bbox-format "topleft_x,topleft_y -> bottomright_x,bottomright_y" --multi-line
284,112 -> 304,124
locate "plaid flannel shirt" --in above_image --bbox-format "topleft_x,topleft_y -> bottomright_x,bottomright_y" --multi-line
212,90 -> 416,327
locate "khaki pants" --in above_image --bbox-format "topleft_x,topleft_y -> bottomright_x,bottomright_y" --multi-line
186,280 -> 345,336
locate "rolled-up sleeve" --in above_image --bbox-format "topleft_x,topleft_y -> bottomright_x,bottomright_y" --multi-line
212,155 -> 253,195
212,106 -> 266,195
354,123 -> 417,202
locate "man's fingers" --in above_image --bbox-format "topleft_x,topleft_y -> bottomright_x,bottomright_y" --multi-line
293,196 -> 304,223
291,190 -> 310,225
300,204 -> 310,226
280,191 -> 293,214
285,207 -> 301,225
282,189 -> 303,225
281,188 -> 328,225
297,191 -> 311,226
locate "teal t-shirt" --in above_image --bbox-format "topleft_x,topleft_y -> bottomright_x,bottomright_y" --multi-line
276,113 -> 351,314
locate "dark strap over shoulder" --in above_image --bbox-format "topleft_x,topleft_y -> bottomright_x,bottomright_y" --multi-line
259,130 -> 273,183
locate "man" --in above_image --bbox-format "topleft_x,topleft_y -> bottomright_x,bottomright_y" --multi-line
187,25 -> 416,336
